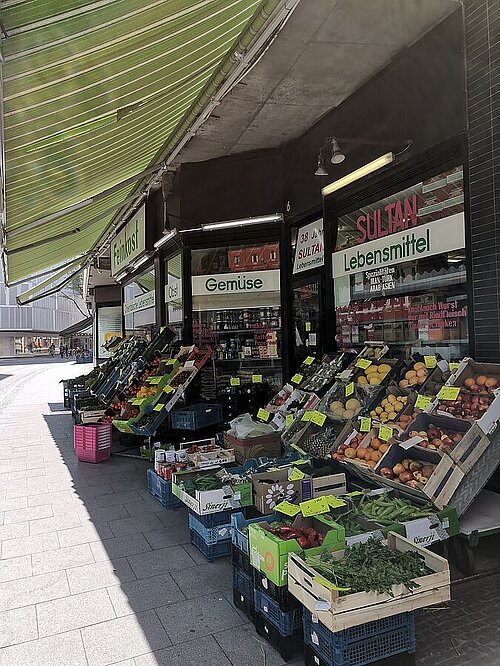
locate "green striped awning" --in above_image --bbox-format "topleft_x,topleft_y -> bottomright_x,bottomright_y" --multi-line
1,0 -> 281,285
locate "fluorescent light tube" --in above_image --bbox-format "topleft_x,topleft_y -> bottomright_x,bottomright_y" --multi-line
201,213 -> 283,231
321,153 -> 394,197
114,270 -> 129,281
130,254 -> 151,271
154,230 -> 177,249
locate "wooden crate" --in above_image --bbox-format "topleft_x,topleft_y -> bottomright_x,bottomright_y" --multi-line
287,531 -> 450,632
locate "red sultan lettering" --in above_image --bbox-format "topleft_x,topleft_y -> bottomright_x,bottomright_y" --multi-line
404,194 -> 418,227
392,201 -> 404,232
355,195 -> 419,243
384,203 -> 396,233
355,215 -> 367,243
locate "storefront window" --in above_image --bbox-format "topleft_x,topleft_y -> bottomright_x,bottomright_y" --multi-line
333,166 -> 468,360
124,267 -> 156,339
191,243 -> 282,390
165,253 -> 182,342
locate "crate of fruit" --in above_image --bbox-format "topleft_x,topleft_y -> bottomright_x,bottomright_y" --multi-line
288,531 -> 450,632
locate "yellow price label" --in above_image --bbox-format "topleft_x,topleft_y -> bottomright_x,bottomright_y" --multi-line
230,377 -> 241,387
290,443 -> 307,455
153,403 -> 165,412
415,394 -> 432,410
378,425 -> 393,442
160,327 -> 165,333
300,496 -> 331,517
252,374 -> 263,384
293,458 -> 309,466
302,411 -> 313,422
163,385 -> 175,393
291,373 -> 303,385
355,358 -> 372,369
449,362 -> 460,372
305,322 -> 312,332
325,496 -> 347,509
360,417 -> 372,432
285,414 -> 294,428
288,467 -> 305,481
275,501 -> 301,517
148,377 -> 161,385
257,408 -> 271,422
311,411 -> 327,427
438,386 -> 461,401
424,355 -> 437,368
304,356 -> 315,365
345,382 -> 355,397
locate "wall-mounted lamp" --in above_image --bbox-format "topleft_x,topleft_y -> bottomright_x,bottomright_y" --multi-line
315,137 -> 345,176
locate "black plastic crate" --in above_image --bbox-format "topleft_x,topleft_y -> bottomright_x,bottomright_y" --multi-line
232,585 -> 254,621
254,612 -> 303,662
190,509 -> 236,528
231,544 -> 253,577
254,588 -> 302,636
171,403 -> 224,430
252,568 -> 301,611
189,528 -> 231,562
232,565 -> 254,599
304,644 -> 417,666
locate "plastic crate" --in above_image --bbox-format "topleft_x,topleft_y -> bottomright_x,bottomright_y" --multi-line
254,612 -> 303,661
231,544 -> 253,577
254,588 -> 302,636
189,527 -> 231,562
253,568 -> 301,612
232,585 -> 254,621
73,424 -> 112,463
231,512 -> 279,556
303,609 -> 415,666
232,565 -> 254,599
190,509 -> 236,528
170,403 -> 223,430
147,469 -> 182,509
188,512 -> 232,544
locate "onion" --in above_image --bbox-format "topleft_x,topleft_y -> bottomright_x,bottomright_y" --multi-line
476,375 -> 487,386
485,377 -> 498,388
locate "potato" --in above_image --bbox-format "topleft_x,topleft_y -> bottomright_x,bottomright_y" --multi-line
357,376 -> 368,385
330,401 -> 344,412
365,365 -> 378,375
343,409 -> 355,419
346,398 -> 361,411
378,363 -> 391,374
369,376 -> 381,385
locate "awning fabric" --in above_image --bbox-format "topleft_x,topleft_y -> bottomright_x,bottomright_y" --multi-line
1,0 -> 279,285
60,316 -> 93,337
16,256 -> 87,305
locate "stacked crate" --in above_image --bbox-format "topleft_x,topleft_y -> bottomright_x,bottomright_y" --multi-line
188,510 -> 233,562
146,469 -> 182,509
231,513 -> 258,620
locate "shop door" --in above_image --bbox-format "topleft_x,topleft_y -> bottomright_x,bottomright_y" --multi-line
292,278 -> 321,368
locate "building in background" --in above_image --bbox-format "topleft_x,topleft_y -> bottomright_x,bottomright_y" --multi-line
0,265 -> 88,356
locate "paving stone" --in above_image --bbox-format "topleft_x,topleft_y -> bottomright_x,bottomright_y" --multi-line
127,545 -> 196,579
0,628 -> 88,666
0,521 -> 29,541
90,532 -> 152,561
57,521 -> 113,547
6,482 -> 50,499
0,605 -> 38,648
142,523 -> 191,550
78,502 -> 130,523
214,622 -> 285,666
31,542 -> 94,574
0,554 -> 33,583
81,610 -> 171,666
172,559 -> 233,599
96,490 -> 144,508
134,634 -> 234,666
154,505 -> 188,526
107,572 -> 184,616
108,512 -> 164,537
28,490 -> 76,507
67,557 -> 136,595
36,588 -> 116,637
29,512 -> 82,536
1,531 -> 59,559
0,569 -> 70,611
3,504 -> 53,525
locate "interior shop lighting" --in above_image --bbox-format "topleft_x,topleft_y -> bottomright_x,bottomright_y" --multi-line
201,213 -> 283,231
154,229 -> 177,249
114,270 -> 129,282
330,138 -> 345,164
321,152 -> 394,196
130,253 -> 152,272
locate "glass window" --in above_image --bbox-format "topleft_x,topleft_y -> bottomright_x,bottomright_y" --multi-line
334,166 -> 468,360
124,266 -> 156,339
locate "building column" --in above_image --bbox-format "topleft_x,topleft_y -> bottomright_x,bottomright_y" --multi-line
464,0 -> 500,361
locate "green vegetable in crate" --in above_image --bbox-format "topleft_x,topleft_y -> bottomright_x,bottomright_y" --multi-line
355,492 -> 435,526
335,515 -> 365,537
306,538 -> 431,596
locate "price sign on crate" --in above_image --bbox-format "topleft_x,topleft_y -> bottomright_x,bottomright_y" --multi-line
415,394 -> 432,410
438,386 -> 461,401
359,417 -> 372,432
230,377 -> 241,387
291,373 -> 303,385
304,356 -> 315,365
257,408 -> 271,422
424,355 -> 437,369
355,358 -> 372,369
378,425 -> 393,441
252,374 -> 263,384
345,382 -> 355,397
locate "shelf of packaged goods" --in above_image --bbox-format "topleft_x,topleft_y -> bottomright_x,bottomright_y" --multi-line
215,357 -> 282,363
210,328 -> 281,334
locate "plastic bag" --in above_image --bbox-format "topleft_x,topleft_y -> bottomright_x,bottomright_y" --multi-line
229,413 -> 274,438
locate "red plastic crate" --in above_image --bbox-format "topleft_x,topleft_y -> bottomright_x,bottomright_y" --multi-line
74,424 -> 112,463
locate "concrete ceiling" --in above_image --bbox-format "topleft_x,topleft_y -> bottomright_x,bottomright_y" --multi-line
176,0 -> 458,165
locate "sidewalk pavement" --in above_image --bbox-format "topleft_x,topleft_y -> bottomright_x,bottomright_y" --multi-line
1,361 -> 500,665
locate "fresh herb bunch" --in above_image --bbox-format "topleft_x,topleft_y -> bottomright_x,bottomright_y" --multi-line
306,538 -> 431,596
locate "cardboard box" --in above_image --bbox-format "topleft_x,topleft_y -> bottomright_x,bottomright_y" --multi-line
251,468 -> 303,513
287,531 -> 450,631
224,431 -> 281,464
172,468 -> 252,515
249,514 -> 345,586
79,409 -> 106,424
300,473 -> 347,501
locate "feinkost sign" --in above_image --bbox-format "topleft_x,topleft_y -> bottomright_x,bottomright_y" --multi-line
111,205 -> 146,276
333,213 -> 465,278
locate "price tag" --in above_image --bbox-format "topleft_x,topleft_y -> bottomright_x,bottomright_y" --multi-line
252,374 -> 263,384
359,417 -> 372,432
305,322 -> 312,332
275,501 -> 301,517
288,467 -> 305,481
311,411 -> 327,427
291,373 -> 303,385
302,411 -> 313,422
131,398 -> 145,406
230,377 -> 241,387
324,495 -> 347,509
148,377 -> 162,385
378,425 -> 393,441
163,385 -> 175,393
449,362 -> 460,372
119,369 -> 123,377
345,382 -> 355,397
290,443 -> 307,455
160,327 -> 165,333
438,386 -> 461,401
355,358 -> 372,369
300,496 -> 331,517
257,408 -> 271,422
304,356 -> 315,365
153,403 -> 165,412
424,355 -> 437,368
293,458 -> 309,466
285,414 -> 294,428
415,394 -> 432,410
